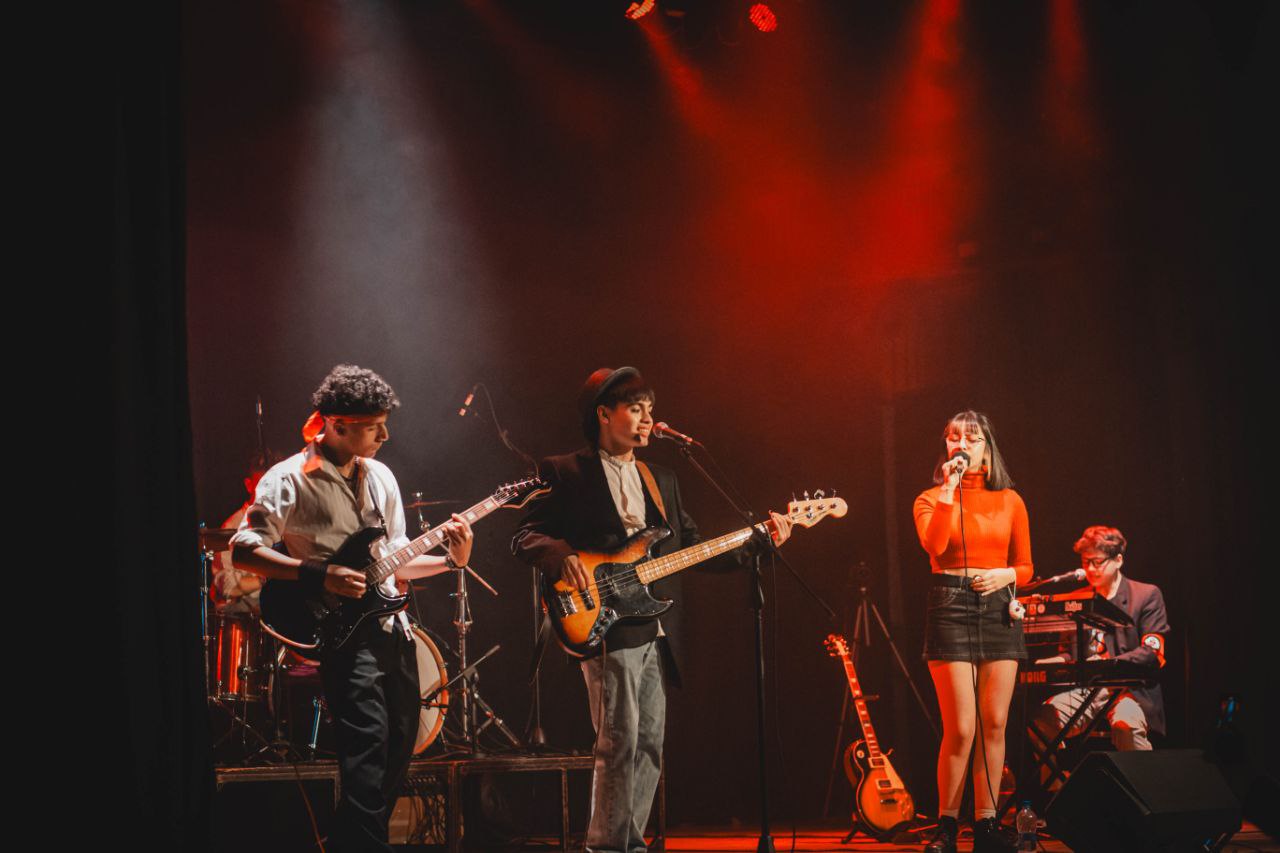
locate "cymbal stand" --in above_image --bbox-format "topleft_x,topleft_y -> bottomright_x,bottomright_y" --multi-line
454,382 -> 542,751
199,533 -> 213,698
414,511 -> 522,753
448,560 -> 522,752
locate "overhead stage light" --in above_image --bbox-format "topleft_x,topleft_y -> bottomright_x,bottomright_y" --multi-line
625,0 -> 656,20
748,3 -> 777,32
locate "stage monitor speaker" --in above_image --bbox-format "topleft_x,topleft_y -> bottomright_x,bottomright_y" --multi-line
1045,749 -> 1241,852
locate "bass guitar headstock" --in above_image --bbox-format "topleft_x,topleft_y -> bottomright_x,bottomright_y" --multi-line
785,490 -> 848,529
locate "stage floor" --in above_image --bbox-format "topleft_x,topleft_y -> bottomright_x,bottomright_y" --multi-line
500,824 -> 1279,852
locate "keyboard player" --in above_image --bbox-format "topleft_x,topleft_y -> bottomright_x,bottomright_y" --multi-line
1030,525 -> 1169,752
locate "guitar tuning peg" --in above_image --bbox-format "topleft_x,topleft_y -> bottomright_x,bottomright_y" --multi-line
803,490 -> 810,501
831,488 -> 837,497
814,489 -> 825,499
791,491 -> 797,503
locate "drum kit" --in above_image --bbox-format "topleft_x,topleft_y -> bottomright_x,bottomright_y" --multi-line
199,491 -> 508,764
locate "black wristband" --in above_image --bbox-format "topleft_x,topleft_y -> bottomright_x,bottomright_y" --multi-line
298,559 -> 328,593
446,555 -> 468,570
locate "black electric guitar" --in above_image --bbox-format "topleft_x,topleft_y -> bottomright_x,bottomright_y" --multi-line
260,477 -> 547,656
825,633 -> 916,836
543,494 -> 846,658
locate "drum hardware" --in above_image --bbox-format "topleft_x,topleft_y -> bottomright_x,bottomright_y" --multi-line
198,526 -> 239,552
307,696 -> 326,756
260,622 -> 454,760
410,625 -> 451,753
407,493 -> 462,511
412,510 -> 522,754
202,521 -> 315,763
449,546 -> 522,752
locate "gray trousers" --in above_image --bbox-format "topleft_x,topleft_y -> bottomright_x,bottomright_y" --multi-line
581,640 -> 666,853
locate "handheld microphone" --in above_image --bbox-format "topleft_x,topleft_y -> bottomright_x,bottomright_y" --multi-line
945,449 -> 970,478
457,384 -> 478,418
652,422 -> 702,447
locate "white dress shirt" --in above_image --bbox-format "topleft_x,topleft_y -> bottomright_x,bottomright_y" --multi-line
599,449 -> 647,535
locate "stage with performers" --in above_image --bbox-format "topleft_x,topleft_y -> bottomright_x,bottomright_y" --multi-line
102,0 -> 1275,851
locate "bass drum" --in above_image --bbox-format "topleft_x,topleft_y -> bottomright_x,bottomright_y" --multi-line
412,625 -> 449,753
266,625 -> 449,754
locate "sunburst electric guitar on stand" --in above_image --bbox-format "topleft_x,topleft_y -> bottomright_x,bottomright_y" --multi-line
543,495 -> 847,658
825,633 -> 916,838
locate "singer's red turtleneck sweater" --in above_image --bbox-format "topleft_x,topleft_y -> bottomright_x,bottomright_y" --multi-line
913,469 -> 1033,584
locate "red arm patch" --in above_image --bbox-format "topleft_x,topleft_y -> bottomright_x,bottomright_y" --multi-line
1142,633 -> 1166,668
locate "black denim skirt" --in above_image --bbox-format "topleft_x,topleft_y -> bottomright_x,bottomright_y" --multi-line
922,574 -> 1027,662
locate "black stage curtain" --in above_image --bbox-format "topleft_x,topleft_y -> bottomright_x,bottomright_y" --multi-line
108,1 -> 213,847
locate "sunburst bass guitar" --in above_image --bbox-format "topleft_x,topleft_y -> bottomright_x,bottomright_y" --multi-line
825,633 -> 916,837
543,494 -> 847,658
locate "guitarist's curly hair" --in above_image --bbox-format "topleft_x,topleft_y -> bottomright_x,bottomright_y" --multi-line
311,364 -> 401,415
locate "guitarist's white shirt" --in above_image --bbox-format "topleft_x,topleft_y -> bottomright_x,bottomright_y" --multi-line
230,442 -> 413,633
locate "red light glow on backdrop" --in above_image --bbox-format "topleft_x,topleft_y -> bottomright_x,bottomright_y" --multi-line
639,0 -> 979,301
465,0 -> 619,146
637,15 -> 727,138
1047,0 -> 1100,158
842,0 -> 975,287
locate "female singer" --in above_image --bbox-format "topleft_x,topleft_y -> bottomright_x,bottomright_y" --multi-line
913,411 -> 1032,853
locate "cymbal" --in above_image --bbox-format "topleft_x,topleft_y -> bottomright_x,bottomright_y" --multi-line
406,498 -> 461,509
198,527 -> 238,550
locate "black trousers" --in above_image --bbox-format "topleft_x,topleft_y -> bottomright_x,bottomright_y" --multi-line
320,618 -> 420,852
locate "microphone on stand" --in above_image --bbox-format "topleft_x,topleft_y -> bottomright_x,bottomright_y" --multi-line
652,422 -> 702,447
1023,568 -> 1087,591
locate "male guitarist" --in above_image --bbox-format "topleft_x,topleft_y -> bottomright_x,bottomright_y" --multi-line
231,364 -> 473,851
511,366 -> 790,853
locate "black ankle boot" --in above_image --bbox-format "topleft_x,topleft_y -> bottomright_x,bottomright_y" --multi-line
924,816 -> 958,853
972,817 -> 1015,853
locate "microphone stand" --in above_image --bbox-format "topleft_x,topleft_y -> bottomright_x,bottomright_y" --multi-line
669,439 -> 836,853
459,382 -> 552,751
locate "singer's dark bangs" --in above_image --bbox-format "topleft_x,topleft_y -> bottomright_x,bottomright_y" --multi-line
930,409 -> 1014,490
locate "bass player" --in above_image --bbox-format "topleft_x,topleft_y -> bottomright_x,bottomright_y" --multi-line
511,365 -> 790,853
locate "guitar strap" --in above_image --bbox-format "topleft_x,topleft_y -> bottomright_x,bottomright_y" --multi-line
635,461 -> 667,525
359,461 -> 388,532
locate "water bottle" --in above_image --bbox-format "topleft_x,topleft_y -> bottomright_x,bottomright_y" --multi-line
1016,800 -> 1038,851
